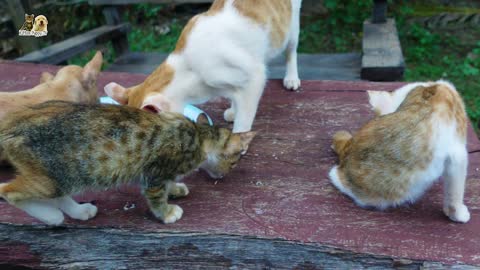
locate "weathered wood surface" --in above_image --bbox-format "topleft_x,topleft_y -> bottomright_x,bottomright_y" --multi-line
15,24 -> 131,64
108,52 -> 362,80
361,18 -> 405,81
1,61 -> 480,268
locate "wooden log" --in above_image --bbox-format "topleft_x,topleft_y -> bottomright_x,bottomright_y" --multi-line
361,18 -> 405,81
102,6 -> 130,57
0,224 -> 473,269
15,23 -> 131,64
372,0 -> 388,23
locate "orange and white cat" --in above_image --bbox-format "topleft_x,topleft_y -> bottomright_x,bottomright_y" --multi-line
329,81 -> 470,223
105,0 -> 302,133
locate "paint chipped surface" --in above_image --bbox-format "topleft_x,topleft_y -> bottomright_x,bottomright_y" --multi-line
1,61 -> 480,265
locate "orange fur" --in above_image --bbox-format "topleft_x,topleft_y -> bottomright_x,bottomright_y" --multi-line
0,51 -> 102,120
331,83 -> 469,211
233,0 -> 292,48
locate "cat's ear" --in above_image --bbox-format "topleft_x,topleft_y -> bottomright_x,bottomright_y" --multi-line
141,94 -> 171,113
40,72 -> 54,83
367,90 -> 393,116
82,51 -> 103,86
105,82 -> 129,105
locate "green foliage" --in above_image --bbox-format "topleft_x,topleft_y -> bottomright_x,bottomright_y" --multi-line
299,1 -> 372,53
128,22 -> 183,52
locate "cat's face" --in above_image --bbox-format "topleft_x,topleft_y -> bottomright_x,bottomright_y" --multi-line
25,14 -> 34,23
201,130 -> 256,179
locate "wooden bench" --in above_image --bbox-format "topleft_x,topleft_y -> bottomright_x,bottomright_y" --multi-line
14,0 -> 404,81
1,61 -> 479,269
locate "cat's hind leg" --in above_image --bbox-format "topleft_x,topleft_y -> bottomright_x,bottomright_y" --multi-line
169,183 -> 190,199
329,166 -> 367,208
0,175 -> 64,225
442,146 -> 470,223
143,180 -> 183,223
56,196 -> 97,221
283,4 -> 301,91
224,102 -> 235,123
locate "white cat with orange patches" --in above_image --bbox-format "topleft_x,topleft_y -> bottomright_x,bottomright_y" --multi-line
105,0 -> 302,133
330,81 -> 471,223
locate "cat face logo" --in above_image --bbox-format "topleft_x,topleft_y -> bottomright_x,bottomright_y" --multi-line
19,14 -> 48,37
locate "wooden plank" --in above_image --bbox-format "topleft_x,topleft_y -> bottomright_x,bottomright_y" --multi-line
15,23 -> 131,64
1,224 -> 475,269
1,62 -> 480,267
361,18 -> 405,81
372,0 -> 388,23
89,0 -> 212,5
0,16 -> 15,39
107,52 -> 362,80
102,6 -> 130,56
5,0 -> 39,53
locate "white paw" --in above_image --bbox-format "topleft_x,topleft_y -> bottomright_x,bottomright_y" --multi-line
445,204 -> 470,223
174,183 -> 189,197
224,107 -> 235,122
163,205 -> 183,224
40,212 -> 65,226
71,203 -> 98,221
283,76 -> 301,91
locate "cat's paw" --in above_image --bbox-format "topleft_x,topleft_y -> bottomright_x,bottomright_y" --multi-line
224,107 -> 235,122
40,212 -> 65,226
169,183 -> 189,198
444,204 -> 470,223
162,205 -> 183,224
70,203 -> 98,221
283,76 -> 301,91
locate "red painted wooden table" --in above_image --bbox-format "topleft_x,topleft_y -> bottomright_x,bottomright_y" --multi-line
1,61 -> 480,269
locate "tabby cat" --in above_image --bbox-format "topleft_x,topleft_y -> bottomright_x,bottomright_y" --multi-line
0,101 -> 255,225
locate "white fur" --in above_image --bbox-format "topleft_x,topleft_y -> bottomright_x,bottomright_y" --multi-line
162,205 -> 184,224
15,199 -> 65,225
333,81 -> 470,222
329,166 -> 367,208
56,196 -> 98,221
128,0 -> 302,133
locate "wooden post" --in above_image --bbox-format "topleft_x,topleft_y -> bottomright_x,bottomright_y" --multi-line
5,0 -> 39,54
372,0 -> 387,24
103,6 -> 129,57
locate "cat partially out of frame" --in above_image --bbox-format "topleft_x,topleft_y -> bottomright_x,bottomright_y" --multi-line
105,0 -> 303,133
0,101 -> 255,225
330,81 -> 471,223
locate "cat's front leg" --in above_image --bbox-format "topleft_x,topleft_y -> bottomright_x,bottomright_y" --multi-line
56,196 -> 97,221
442,146 -> 470,223
283,11 -> 301,91
232,64 -> 267,133
144,181 -> 183,223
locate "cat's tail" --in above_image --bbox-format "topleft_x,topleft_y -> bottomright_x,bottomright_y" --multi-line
332,130 -> 352,160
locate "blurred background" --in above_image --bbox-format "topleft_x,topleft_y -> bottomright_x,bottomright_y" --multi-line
1,0 -> 480,126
